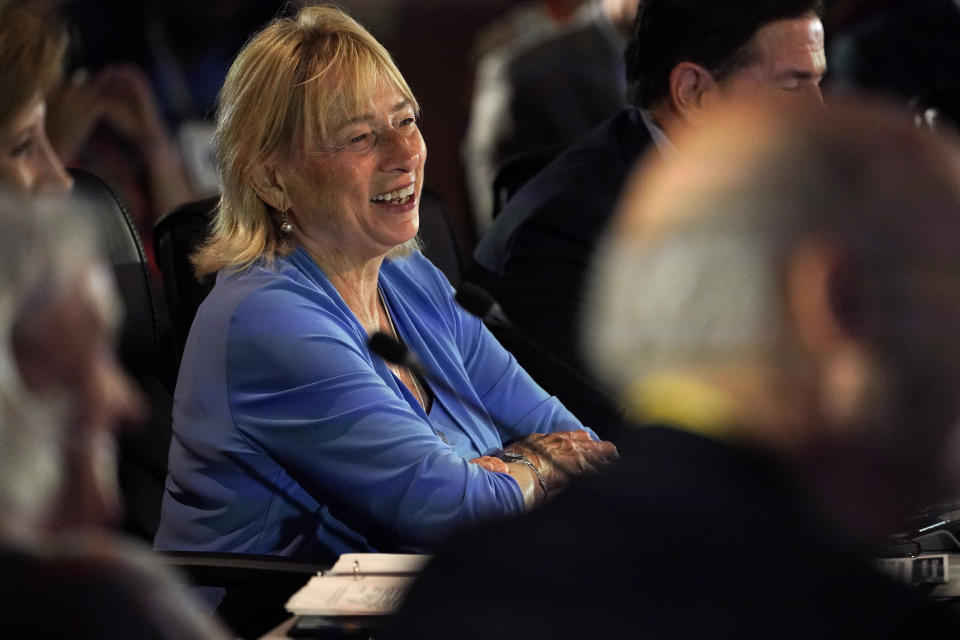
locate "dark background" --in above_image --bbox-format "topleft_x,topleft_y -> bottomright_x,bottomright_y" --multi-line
56,0 -> 960,257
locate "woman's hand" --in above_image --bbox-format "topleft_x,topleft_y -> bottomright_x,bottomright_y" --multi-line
504,430 -> 618,496
468,455 -> 509,474
97,64 -> 198,216
46,71 -> 108,162
47,64 -> 170,160
94,64 -> 170,152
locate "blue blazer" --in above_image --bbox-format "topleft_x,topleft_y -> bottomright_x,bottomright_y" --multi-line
155,249 -> 586,562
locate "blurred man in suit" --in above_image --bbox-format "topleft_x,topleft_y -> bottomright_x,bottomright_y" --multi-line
464,0 -> 641,231
394,98 -> 960,638
467,0 -> 827,440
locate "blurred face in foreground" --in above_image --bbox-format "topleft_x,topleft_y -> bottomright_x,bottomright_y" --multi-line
590,98 -> 960,530
15,263 -> 142,529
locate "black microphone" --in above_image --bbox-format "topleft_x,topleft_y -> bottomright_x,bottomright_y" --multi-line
368,331 -> 426,376
368,330 -> 550,446
368,331 -> 495,425
455,282 -> 514,328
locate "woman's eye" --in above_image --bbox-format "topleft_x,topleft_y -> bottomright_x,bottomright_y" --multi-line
400,117 -> 416,127
10,137 -> 32,157
349,133 -> 369,145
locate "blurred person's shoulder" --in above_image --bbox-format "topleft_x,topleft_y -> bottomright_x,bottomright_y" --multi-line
0,533 -> 230,639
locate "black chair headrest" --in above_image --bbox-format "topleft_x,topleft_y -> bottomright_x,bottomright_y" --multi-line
153,196 -> 218,360
68,168 -> 160,370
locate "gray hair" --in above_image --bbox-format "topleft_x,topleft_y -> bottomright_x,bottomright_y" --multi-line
0,190 -> 101,534
587,219 -> 783,394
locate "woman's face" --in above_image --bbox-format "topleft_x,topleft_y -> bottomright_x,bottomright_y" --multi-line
277,83 -> 426,264
0,97 -> 72,195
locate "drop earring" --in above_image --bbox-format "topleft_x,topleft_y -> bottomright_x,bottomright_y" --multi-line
278,210 -> 294,234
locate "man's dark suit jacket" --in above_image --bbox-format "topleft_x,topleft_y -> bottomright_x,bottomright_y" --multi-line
391,426 -> 960,639
468,108 -> 653,440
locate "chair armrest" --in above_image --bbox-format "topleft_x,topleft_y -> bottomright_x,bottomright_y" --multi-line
159,551 -> 326,591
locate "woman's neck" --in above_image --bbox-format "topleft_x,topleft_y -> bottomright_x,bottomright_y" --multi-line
302,244 -> 385,334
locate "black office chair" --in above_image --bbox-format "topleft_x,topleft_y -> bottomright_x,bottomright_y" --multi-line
418,187 -> 465,286
153,196 -> 218,359
69,168 -> 177,541
490,143 -> 565,219
154,187 -> 466,367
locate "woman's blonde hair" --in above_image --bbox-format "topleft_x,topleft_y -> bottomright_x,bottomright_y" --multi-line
0,1 -> 67,131
195,4 -> 420,277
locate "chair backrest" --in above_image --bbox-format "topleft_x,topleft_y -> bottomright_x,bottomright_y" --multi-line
417,187 -> 465,286
68,168 -> 176,541
153,197 -> 218,359
154,187 -> 465,367
491,144 -> 565,219
70,169 -> 168,381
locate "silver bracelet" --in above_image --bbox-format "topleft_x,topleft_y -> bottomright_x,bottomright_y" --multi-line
500,451 -> 548,500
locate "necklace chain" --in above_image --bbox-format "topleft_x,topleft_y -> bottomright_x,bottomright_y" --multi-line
378,288 -> 427,410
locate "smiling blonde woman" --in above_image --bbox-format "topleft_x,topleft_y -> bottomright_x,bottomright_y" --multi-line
155,4 -> 617,566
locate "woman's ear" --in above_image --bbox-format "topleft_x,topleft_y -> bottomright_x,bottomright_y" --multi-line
251,164 -> 290,212
668,62 -> 720,127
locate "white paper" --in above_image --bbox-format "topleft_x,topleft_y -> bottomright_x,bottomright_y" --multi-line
285,575 -> 415,616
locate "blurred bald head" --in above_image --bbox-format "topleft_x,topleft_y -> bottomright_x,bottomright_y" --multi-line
587,98 -> 960,530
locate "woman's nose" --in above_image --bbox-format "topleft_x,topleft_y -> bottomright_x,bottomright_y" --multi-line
34,133 -> 73,195
380,128 -> 423,173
